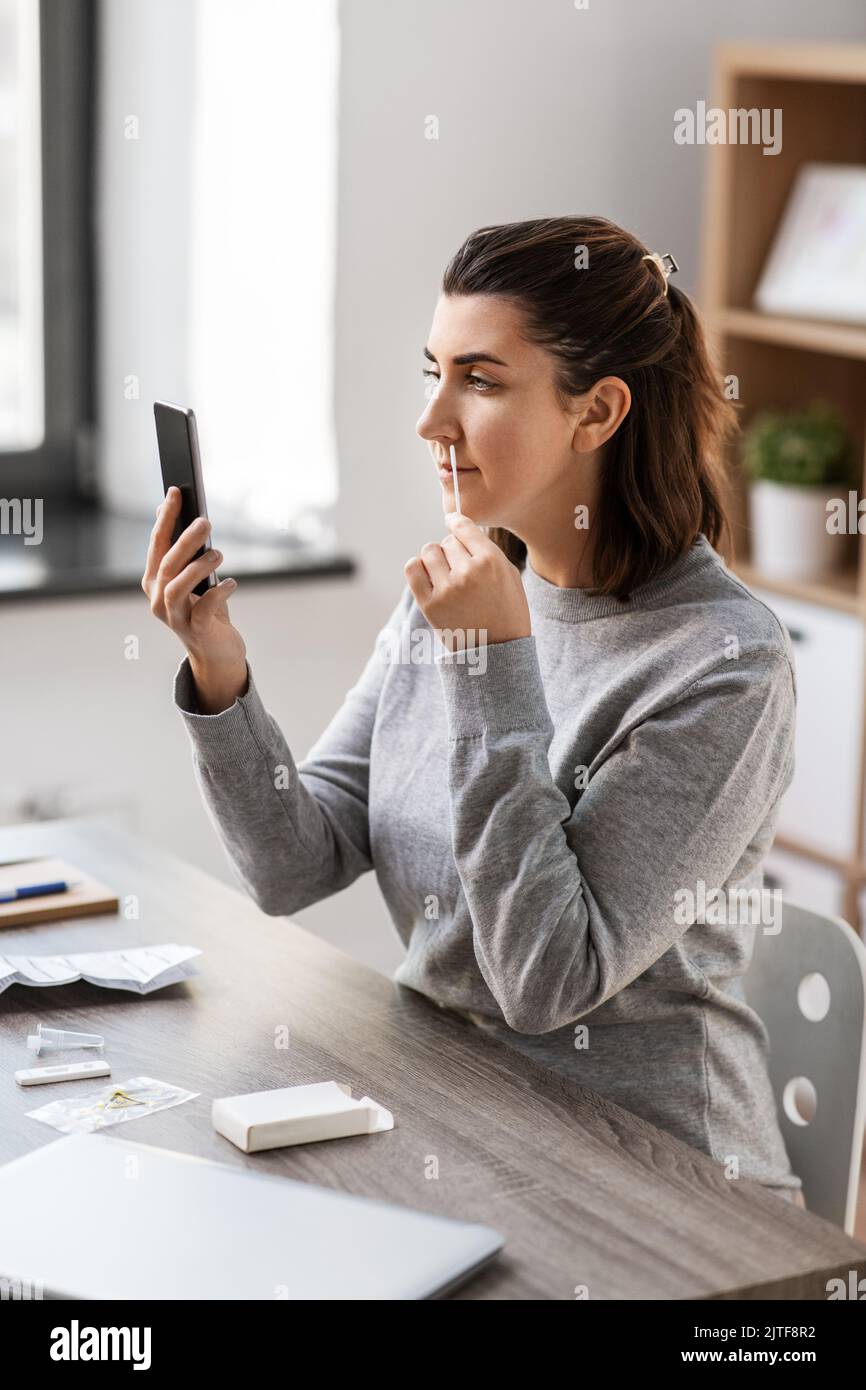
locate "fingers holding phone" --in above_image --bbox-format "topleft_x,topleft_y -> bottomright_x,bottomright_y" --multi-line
146,403 -> 250,711
143,490 -> 233,627
143,491 -> 248,712
162,524 -> 223,628
143,489 -> 205,614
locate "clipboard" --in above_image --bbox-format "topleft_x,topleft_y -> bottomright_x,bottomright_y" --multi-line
0,856 -> 119,928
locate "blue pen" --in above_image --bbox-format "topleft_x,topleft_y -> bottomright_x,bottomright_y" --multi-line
0,879 -> 80,904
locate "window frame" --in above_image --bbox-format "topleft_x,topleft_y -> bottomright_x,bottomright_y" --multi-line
1,0 -> 95,503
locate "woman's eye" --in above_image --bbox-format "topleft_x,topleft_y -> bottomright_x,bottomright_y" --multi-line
421,369 -> 496,393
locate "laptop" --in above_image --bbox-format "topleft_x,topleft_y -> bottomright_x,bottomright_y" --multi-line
0,1132 -> 503,1300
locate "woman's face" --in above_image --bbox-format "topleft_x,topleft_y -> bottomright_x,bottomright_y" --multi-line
416,293 -> 589,534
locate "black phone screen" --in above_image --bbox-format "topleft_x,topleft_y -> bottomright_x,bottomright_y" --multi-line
153,402 -> 214,597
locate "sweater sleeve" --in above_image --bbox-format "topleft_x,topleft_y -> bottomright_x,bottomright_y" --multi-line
435,636 -> 795,1034
173,586 -> 413,915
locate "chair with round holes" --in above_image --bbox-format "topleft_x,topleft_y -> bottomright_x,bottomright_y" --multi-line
743,900 -> 866,1232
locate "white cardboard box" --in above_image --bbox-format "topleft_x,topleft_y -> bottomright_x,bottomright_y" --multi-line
211,1079 -> 394,1153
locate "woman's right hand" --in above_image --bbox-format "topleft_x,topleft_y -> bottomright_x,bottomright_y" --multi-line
142,487 -> 249,713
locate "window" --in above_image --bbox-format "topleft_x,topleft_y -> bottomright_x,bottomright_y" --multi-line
0,0 -> 92,503
97,0 -> 340,542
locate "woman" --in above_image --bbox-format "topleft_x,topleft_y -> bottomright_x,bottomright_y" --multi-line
142,216 -> 804,1207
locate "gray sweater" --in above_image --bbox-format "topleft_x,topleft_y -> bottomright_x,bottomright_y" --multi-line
174,533 -> 803,1200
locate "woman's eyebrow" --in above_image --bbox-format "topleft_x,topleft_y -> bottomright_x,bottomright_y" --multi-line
423,345 -> 510,367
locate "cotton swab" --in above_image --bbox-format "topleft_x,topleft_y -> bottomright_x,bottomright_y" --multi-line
449,444 -> 461,514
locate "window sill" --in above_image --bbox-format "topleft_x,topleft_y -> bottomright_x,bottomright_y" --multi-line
0,502 -> 355,603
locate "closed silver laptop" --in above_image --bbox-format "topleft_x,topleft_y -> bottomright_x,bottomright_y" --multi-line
0,1132 -> 503,1300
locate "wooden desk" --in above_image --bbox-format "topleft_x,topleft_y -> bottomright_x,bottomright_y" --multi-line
1,817 -> 863,1300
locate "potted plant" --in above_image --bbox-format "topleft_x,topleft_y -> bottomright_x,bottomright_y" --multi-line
743,401 -> 858,580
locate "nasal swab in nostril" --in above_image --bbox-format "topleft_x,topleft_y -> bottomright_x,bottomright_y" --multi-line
449,444 -> 461,514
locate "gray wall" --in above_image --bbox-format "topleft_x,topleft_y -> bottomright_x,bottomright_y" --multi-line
335,0 -> 866,612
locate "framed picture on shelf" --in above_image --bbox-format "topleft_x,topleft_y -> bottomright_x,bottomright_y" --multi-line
754,163 -> 866,324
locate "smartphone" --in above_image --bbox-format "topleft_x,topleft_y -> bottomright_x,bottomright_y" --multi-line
153,401 -> 218,598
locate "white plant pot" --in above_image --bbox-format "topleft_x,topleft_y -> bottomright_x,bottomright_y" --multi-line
749,480 -> 845,580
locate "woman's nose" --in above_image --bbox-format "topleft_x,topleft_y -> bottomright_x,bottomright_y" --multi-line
416,397 -> 444,440
417,379 -> 456,434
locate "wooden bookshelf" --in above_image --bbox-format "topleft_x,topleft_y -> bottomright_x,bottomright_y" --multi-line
698,42 -> 866,929
716,308 -> 866,362
732,561 -> 863,617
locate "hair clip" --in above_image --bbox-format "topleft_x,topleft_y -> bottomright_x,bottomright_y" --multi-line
641,251 -> 679,296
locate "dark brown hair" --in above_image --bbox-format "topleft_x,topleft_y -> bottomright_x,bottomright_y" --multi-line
441,216 -> 736,599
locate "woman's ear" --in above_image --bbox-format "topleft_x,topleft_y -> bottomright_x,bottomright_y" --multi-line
572,376 -> 631,454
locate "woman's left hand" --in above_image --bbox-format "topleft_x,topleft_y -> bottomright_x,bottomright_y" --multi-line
404,512 -> 531,647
